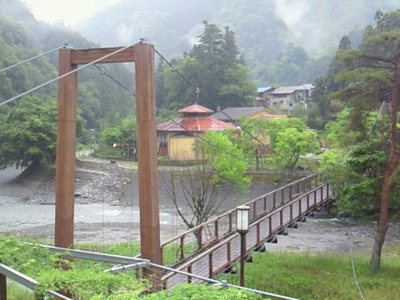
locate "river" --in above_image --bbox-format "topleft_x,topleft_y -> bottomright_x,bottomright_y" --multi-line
1,167 -> 399,253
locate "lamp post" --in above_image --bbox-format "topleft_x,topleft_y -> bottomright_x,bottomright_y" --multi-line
236,205 -> 250,286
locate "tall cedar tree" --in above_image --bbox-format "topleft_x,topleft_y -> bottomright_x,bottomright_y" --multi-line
335,10 -> 400,271
156,21 -> 255,110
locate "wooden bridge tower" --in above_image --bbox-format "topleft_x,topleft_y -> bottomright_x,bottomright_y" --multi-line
55,43 -> 162,264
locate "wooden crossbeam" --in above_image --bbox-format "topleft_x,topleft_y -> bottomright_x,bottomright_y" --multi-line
70,46 -> 135,65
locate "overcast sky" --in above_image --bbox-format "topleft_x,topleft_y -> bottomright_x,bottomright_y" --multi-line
23,0 -> 123,25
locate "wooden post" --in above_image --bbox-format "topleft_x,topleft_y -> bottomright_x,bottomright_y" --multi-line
209,253 -> 213,277
180,236 -> 185,260
0,274 -> 6,300
134,43 -> 162,265
55,48 -> 77,249
239,232 -> 246,286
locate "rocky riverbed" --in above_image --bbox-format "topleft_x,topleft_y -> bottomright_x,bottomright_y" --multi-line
0,160 -> 399,254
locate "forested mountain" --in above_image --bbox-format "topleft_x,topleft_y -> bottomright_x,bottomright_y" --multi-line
73,0 -> 400,86
0,0 -> 135,141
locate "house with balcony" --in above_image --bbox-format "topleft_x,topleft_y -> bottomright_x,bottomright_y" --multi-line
269,84 -> 314,110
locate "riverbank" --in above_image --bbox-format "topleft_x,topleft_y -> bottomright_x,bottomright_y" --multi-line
0,161 -> 399,254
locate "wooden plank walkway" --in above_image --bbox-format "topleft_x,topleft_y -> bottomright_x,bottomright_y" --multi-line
160,173 -> 333,288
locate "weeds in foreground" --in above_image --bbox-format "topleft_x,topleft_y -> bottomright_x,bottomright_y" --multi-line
223,250 -> 400,300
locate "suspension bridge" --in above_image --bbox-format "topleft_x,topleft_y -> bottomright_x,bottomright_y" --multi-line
0,43 -> 333,299
159,172 -> 332,288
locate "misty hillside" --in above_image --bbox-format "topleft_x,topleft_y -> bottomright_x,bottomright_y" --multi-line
73,0 -> 400,85
0,0 -> 135,141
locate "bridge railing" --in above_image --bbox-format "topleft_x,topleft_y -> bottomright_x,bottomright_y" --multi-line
161,183 -> 332,288
161,172 -> 324,265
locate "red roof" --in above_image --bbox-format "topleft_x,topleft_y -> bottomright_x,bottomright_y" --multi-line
157,117 -> 237,132
178,104 -> 214,114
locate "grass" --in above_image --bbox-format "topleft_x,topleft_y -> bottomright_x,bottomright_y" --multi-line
3,236 -> 400,299
223,249 -> 400,300
5,283 -> 35,300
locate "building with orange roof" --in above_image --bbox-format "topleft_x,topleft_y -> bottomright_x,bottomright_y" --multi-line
157,103 -> 238,159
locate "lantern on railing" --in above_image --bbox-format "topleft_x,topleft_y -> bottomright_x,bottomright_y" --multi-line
236,205 -> 250,233
236,205 -> 250,286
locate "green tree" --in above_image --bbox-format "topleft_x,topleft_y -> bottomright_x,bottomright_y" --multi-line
309,34 -> 354,129
234,117 -> 316,170
100,115 -> 136,145
156,21 -> 255,110
161,131 -> 250,230
273,128 -> 319,170
234,117 -> 274,169
327,9 -> 400,271
0,96 -> 57,169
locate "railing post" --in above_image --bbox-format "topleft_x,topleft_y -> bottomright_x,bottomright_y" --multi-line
228,213 -> 233,232
198,228 -> 203,248
180,236 -> 185,260
290,204 -> 293,221
281,189 -> 284,205
0,274 -> 6,300
298,198 -> 302,216
209,253 -> 213,278
314,190 -> 317,205
280,210 -> 283,226
269,216 -> 272,235
257,223 -> 260,243
289,185 -> 292,199
227,241 -> 231,263
188,265 -> 192,283
307,194 -> 310,210
273,192 -> 276,209
252,202 -> 257,220
263,196 -> 267,213
215,220 -> 219,238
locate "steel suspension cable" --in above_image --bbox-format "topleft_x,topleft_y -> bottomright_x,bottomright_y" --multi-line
156,109 -> 257,168
153,48 -> 275,153
0,44 -> 68,74
93,64 -> 134,96
90,51 -> 256,167
0,43 -> 137,107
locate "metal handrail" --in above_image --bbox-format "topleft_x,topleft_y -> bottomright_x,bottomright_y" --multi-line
0,263 -> 72,300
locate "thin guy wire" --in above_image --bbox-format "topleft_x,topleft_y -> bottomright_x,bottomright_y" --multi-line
156,109 -> 257,168
0,43 -> 137,107
91,63 -> 137,252
367,100 -> 386,136
93,64 -> 134,95
153,48 -> 274,152
90,65 -> 256,167
349,234 -> 366,300
0,44 -> 68,73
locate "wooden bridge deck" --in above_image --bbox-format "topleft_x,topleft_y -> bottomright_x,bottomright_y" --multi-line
160,173 -> 333,288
